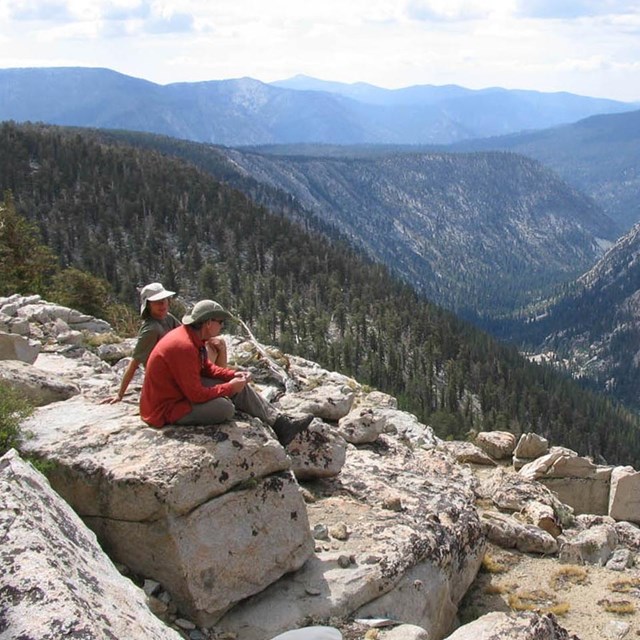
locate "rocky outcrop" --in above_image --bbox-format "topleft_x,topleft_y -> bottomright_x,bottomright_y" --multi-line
215,444 -> 485,640
0,449 -> 182,639
1,294 -> 112,335
19,396 -> 315,626
443,612 -> 579,639
5,295 -> 484,639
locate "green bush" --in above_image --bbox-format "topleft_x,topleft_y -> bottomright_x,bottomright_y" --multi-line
0,191 -> 58,296
46,267 -> 112,319
0,382 -> 34,457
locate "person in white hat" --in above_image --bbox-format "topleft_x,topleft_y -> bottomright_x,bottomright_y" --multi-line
103,282 -> 181,403
140,299 -> 313,445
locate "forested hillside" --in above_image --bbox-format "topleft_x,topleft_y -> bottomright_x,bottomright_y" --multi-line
41,127 -> 619,319
448,109 -> 640,231
502,223 -> 640,412
2,121 -> 639,465
217,147 -> 618,318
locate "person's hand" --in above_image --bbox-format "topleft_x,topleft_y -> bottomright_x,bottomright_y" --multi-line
234,370 -> 252,383
228,377 -> 247,394
99,394 -> 123,405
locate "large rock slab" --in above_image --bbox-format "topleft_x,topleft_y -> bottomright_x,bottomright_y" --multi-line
513,432 -> 549,460
337,405 -> 387,444
520,451 -> 612,515
480,511 -> 558,554
0,359 -> 80,406
558,523 -> 618,566
474,431 -> 516,460
0,331 -> 39,363
478,467 -> 572,525
438,440 -> 496,466
278,381 -> 356,421
287,419 -> 347,480
541,476 -> 611,516
0,449 -> 182,639
217,441 -> 485,640
19,396 -> 314,626
609,466 -> 640,524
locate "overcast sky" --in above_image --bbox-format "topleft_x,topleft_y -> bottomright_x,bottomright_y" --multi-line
1,0 -> 639,102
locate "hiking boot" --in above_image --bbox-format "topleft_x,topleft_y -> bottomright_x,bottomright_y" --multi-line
272,414 -> 314,446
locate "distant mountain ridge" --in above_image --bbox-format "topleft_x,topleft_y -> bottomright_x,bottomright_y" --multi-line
273,74 -> 637,132
0,66 -> 636,146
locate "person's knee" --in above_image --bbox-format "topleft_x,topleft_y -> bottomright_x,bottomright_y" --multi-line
219,399 -> 235,422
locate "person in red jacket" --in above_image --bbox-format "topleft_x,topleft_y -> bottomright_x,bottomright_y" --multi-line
140,299 -> 313,446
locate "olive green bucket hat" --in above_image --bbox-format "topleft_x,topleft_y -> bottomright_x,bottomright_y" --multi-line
182,299 -> 233,325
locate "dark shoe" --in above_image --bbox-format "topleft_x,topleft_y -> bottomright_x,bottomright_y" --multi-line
272,414 -> 314,446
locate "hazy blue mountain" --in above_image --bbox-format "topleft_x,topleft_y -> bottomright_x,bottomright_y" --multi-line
271,74 -> 473,105
272,74 -> 638,134
0,66 -> 636,146
445,109 -> 640,230
218,146 -> 619,317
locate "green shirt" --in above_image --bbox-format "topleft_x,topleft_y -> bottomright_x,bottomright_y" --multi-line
132,313 -> 181,366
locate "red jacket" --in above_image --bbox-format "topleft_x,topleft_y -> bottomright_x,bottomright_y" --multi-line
140,325 -> 236,427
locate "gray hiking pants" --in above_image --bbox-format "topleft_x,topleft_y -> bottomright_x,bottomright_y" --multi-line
176,378 -> 278,426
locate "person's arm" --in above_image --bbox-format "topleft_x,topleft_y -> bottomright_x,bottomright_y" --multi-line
101,358 -> 140,404
171,346 -> 238,403
202,357 -> 237,382
206,337 -> 228,367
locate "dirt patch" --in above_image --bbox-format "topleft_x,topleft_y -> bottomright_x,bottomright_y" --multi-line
458,543 -> 640,639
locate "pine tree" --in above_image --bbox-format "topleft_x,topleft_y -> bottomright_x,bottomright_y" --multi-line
0,191 -> 58,296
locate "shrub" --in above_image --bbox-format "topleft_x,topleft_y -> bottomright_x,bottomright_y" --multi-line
598,598 -> 636,614
609,577 -> 640,594
101,302 -> 138,338
508,589 -> 569,616
549,565 -> 589,590
46,267 -> 112,319
481,551 -> 520,574
0,382 -> 34,457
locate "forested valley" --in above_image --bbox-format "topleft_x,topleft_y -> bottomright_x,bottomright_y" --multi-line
2,121 -> 639,466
